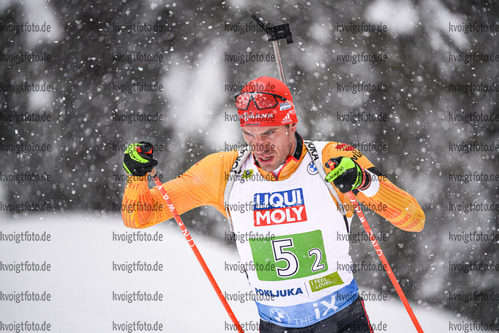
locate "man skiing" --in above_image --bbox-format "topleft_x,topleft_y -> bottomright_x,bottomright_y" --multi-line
121,76 -> 425,332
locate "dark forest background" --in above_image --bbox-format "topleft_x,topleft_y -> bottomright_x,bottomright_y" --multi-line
0,0 -> 497,325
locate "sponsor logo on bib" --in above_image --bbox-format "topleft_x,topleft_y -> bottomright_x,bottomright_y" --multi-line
307,161 -> 318,175
255,287 -> 304,298
270,308 -> 290,323
253,188 -> 308,226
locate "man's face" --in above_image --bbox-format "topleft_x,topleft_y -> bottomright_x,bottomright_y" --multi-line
241,123 -> 297,172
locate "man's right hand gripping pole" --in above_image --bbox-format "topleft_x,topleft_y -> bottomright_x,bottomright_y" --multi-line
123,141 -> 158,177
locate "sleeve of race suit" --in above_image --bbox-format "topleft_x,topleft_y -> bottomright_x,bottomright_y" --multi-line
121,150 -> 238,229
321,142 -> 425,232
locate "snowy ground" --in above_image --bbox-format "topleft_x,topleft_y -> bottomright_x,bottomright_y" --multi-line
0,213 -> 488,332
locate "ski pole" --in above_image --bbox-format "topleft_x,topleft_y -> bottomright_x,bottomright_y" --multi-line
346,191 -> 424,333
271,39 -> 287,84
250,13 -> 293,84
149,168 -> 244,333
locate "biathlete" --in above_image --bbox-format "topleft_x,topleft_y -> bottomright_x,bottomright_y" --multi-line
121,76 -> 425,332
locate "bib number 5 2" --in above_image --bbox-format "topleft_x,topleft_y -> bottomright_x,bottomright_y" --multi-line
272,238 -> 325,278
250,230 -> 328,281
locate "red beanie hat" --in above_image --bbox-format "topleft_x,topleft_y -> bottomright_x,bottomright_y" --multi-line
235,76 -> 298,127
